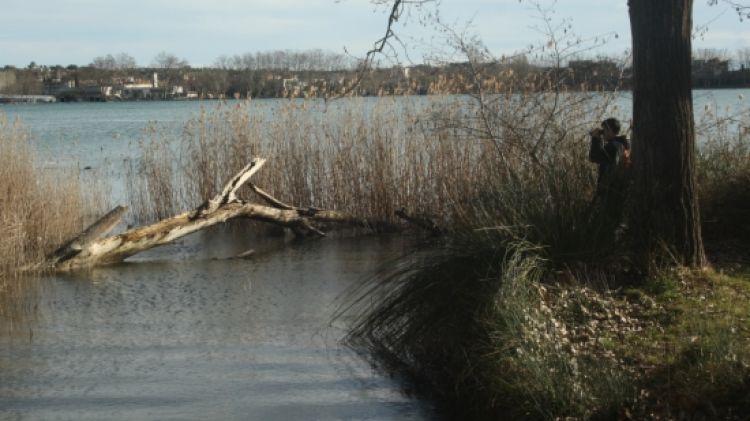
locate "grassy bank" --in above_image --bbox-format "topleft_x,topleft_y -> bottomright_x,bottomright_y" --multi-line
342,102 -> 750,418
346,249 -> 750,419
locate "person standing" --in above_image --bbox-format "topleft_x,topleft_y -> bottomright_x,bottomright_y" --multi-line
589,117 -> 631,198
588,117 -> 631,246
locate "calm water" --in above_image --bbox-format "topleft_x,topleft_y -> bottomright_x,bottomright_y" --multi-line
0,97 -> 415,202
0,98 -> 391,170
1,90 -> 747,170
0,234 -> 431,420
0,99 -> 435,420
1,91 -> 748,420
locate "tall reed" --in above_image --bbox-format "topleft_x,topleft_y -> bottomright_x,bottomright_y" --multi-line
696,104 -> 750,246
127,90 -> 615,242
0,114 -> 87,316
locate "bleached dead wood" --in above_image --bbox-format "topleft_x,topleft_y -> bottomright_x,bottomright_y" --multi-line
48,205 -> 128,265
50,158 -> 366,271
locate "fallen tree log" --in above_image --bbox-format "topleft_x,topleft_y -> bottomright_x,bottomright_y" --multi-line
48,205 -> 128,266
50,158 -> 366,271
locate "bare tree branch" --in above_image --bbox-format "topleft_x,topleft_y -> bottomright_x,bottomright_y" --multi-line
332,0 -> 436,99
48,158 -> 368,271
708,0 -> 750,20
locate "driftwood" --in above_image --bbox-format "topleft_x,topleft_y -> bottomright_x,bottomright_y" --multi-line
50,158 -> 365,271
48,205 -> 128,266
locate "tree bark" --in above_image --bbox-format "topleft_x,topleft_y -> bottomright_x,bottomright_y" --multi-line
628,0 -> 707,270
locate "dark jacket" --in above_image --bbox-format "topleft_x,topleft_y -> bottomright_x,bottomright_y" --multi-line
589,135 -> 630,196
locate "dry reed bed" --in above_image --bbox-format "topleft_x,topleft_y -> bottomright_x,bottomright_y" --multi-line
2,91 -> 745,274
127,91 -> 621,237
0,115 -> 88,316
696,105 -> 750,245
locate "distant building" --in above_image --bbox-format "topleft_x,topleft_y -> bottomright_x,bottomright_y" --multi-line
568,60 -> 619,77
402,66 -> 411,79
692,58 -> 729,78
43,79 -> 75,96
692,58 -> 730,87
56,85 -> 109,102
119,72 -> 163,99
567,60 -> 621,89
0,70 -> 17,92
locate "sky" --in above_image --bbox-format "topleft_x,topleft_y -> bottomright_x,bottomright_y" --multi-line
1,0 -> 748,68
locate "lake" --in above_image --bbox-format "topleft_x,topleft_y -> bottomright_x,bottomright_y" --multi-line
0,98 -> 437,420
0,232 -> 432,420
0,91 -> 748,420
2,90 -> 747,168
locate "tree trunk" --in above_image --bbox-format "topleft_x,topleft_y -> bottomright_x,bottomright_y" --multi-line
50,158 -> 367,271
628,0 -> 707,270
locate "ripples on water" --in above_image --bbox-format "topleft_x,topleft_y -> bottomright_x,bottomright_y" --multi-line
1,91 -> 746,169
0,234 -> 431,420
1,92 -> 747,419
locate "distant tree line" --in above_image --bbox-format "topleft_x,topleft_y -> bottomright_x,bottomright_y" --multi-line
3,47 -> 750,98
214,49 -> 356,71
90,53 -> 138,70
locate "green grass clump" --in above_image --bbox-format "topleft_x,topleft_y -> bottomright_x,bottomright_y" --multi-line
478,253 -> 635,419
344,233 -> 636,419
619,270 -> 750,419
346,240 -> 750,419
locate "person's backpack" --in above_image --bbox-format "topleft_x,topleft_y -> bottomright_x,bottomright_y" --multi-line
610,140 -> 632,188
622,147 -> 631,168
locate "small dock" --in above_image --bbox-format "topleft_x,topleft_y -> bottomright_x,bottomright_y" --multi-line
0,94 -> 57,104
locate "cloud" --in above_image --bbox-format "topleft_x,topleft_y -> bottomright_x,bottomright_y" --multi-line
0,0 -> 387,66
693,30 -> 750,55
698,30 -> 750,44
3,0 -> 746,67
0,40 -> 101,66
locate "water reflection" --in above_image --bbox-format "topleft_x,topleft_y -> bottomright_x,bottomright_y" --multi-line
0,235 -> 429,420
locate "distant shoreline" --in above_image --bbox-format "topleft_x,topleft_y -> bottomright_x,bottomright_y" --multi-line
2,86 -> 749,106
